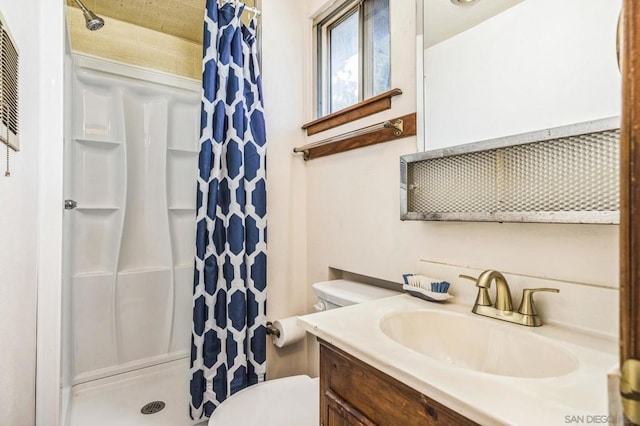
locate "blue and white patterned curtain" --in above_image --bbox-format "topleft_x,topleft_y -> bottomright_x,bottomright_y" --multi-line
190,0 -> 267,420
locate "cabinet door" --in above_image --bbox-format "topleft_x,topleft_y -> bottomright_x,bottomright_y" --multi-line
319,341 -> 478,426
325,389 -> 376,426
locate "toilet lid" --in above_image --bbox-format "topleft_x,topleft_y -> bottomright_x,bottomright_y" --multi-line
207,375 -> 319,426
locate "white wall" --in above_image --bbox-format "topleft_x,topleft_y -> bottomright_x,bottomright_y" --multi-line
302,0 -> 420,289
424,0 -> 622,149
0,2 -> 65,425
36,0 -> 65,422
261,0 -> 310,379
0,1 -> 40,424
300,0 -> 619,375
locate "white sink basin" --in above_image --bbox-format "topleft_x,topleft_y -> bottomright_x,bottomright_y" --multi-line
380,310 -> 579,378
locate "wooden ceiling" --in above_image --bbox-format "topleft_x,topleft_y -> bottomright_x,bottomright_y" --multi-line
66,0 -> 253,44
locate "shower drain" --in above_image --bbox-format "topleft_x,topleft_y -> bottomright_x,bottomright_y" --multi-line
140,401 -> 166,415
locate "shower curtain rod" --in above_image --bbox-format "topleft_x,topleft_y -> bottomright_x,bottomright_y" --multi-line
221,0 -> 261,15
242,4 -> 261,16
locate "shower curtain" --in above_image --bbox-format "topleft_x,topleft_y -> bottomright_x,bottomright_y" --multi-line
190,0 -> 267,419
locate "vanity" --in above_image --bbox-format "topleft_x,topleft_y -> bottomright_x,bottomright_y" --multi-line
298,294 -> 618,425
319,340 -> 476,425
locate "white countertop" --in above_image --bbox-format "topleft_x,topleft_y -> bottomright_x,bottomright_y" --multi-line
298,294 -> 618,426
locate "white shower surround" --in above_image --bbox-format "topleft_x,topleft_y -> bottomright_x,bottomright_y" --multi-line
64,54 -> 200,386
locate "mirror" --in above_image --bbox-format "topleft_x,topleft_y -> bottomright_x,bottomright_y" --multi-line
419,0 -> 622,152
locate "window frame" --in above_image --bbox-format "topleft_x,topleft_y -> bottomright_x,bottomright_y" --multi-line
315,0 -> 390,118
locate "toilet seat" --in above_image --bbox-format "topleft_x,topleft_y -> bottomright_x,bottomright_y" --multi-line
207,375 -> 319,426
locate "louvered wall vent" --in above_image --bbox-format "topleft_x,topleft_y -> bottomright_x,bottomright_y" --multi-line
0,12 -> 18,151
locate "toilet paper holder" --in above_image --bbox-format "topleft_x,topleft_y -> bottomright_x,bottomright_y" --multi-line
266,321 -> 281,338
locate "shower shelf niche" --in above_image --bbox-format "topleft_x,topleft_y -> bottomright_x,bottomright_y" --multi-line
167,147 -> 198,154
74,206 -> 120,211
74,138 -> 123,146
117,266 -> 173,274
72,271 -> 114,279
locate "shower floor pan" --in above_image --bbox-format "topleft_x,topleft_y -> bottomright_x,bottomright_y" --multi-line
68,358 -> 205,426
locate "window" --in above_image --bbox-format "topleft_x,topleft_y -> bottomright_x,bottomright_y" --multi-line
316,0 -> 390,117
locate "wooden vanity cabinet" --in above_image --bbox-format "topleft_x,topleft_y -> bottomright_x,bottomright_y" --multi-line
319,340 -> 477,426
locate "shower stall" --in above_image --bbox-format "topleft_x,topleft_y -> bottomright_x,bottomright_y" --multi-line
61,53 -> 201,425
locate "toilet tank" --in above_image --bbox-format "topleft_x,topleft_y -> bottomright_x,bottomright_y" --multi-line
312,279 -> 400,312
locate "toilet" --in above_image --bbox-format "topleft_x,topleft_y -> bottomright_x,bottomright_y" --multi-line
207,279 -> 399,426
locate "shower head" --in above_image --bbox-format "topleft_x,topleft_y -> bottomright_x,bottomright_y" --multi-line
73,0 -> 105,31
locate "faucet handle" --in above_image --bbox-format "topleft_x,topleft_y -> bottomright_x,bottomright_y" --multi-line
517,288 -> 559,317
459,274 -> 477,282
459,274 -> 492,306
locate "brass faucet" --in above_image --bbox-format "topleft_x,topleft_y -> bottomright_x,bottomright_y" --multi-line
459,270 -> 559,327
